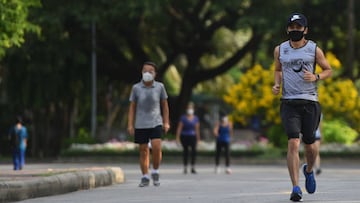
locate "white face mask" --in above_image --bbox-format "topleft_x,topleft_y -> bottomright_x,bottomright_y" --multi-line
222,116 -> 228,123
186,109 -> 194,115
142,72 -> 154,82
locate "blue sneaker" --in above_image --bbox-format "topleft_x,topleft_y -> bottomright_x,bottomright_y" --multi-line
302,164 -> 316,193
290,186 -> 303,202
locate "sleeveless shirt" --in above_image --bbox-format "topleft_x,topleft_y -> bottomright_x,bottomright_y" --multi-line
279,40 -> 318,101
217,125 -> 231,143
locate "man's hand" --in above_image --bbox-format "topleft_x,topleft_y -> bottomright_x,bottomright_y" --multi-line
163,123 -> 170,134
127,126 -> 134,136
303,69 -> 316,82
272,84 -> 280,95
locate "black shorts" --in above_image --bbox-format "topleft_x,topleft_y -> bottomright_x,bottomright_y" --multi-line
134,125 -> 163,144
280,99 -> 321,144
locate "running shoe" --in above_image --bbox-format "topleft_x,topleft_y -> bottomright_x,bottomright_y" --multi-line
138,177 -> 150,187
302,164 -> 316,193
191,168 -> 197,174
290,186 -> 303,202
151,173 -> 160,186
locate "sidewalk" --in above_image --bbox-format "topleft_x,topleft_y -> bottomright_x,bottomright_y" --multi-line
0,163 -> 124,202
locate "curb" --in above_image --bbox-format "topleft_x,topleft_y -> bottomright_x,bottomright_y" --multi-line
0,167 -> 124,202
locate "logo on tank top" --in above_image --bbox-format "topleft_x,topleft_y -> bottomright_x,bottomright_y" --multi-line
283,59 -> 311,73
283,48 -> 289,55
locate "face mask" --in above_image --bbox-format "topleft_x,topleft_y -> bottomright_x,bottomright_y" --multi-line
288,30 -> 304,42
186,109 -> 194,115
142,72 -> 154,82
222,116 -> 229,123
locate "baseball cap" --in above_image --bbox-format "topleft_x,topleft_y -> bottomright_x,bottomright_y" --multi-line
287,13 -> 307,27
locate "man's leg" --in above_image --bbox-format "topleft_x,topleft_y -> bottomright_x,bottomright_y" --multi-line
314,140 -> 321,173
151,138 -> 162,170
287,138 -> 301,187
19,149 -> 25,169
12,149 -> 20,170
302,141 -> 317,194
150,138 -> 162,186
139,144 -> 150,175
304,142 -> 317,173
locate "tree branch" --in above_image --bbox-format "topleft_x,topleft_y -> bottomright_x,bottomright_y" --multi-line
194,29 -> 263,82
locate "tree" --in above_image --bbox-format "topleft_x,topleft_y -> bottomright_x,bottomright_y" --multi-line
6,0 -> 356,156
92,0 -> 296,128
0,0 -> 40,57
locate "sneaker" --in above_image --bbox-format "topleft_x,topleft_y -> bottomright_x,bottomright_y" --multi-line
151,173 -> 160,186
191,168 -> 197,174
302,164 -> 316,193
138,177 -> 150,187
290,186 -> 303,202
225,167 -> 232,174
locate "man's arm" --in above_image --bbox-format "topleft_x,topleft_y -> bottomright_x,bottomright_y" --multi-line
272,45 -> 282,95
315,47 -> 332,80
161,99 -> 170,133
127,101 -> 136,136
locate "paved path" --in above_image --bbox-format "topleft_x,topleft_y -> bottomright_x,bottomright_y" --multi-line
0,162 -> 124,202
2,161 -> 359,203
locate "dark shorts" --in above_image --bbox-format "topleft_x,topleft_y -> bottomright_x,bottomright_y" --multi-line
134,125 -> 163,144
280,99 -> 321,144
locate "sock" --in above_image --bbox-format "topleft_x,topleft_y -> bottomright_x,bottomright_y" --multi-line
152,169 -> 159,174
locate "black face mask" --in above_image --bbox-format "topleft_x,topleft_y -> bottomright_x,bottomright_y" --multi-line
288,30 -> 305,41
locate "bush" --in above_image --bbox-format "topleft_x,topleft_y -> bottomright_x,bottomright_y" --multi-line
322,119 -> 358,145
266,124 -> 287,148
61,128 -> 96,149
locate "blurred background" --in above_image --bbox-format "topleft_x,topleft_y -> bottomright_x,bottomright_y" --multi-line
0,0 -> 359,158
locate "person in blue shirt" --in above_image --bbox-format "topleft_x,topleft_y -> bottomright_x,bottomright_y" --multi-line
8,116 -> 28,170
213,114 -> 233,174
176,102 -> 201,174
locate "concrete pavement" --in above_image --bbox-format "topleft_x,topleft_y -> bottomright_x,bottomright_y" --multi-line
15,161 -> 360,203
0,163 -> 124,202
1,159 -> 360,203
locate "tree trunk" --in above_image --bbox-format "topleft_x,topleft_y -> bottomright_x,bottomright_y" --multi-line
345,0 -> 355,79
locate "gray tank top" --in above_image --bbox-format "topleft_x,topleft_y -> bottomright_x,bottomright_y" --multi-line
279,40 -> 318,101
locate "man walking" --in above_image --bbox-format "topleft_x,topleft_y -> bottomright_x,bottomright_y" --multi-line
128,61 -> 170,187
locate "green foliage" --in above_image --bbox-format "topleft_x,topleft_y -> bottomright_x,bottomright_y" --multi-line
62,128 -> 96,149
0,0 -> 41,57
322,119 -> 358,145
3,0 -> 360,157
266,124 -> 287,148
164,132 -> 176,140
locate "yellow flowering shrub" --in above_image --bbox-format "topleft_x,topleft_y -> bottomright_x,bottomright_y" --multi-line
223,64 -> 281,126
319,79 -> 360,132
